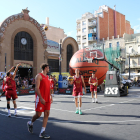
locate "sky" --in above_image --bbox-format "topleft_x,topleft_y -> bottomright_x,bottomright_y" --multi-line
0,0 -> 140,40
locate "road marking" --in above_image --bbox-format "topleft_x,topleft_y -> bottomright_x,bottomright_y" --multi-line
0,111 -> 140,124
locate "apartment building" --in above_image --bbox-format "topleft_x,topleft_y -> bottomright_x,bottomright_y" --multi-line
124,33 -> 140,73
76,5 -> 134,49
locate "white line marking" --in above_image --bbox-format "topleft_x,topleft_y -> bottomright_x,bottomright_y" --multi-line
0,112 -> 140,124
82,104 -> 115,111
51,108 -> 74,113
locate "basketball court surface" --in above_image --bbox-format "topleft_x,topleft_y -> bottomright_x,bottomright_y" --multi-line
0,86 -> 140,140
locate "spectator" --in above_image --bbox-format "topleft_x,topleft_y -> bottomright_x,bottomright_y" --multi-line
53,75 -> 57,94
23,77 -> 28,85
25,81 -> 28,88
16,81 -> 21,89
0,73 -> 4,80
32,79 -> 35,88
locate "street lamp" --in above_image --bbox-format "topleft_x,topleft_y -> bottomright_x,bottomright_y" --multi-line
44,49 -> 47,63
126,53 -> 131,79
115,56 -> 126,79
28,69 -> 31,80
59,39 -> 62,75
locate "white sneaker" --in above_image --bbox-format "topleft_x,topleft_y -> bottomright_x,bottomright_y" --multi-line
95,99 -> 98,103
14,112 -> 17,116
8,113 -> 11,117
92,98 -> 95,103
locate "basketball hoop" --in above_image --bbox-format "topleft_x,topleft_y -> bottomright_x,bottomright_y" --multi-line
87,57 -> 94,63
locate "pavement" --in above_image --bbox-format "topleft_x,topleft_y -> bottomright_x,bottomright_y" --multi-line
0,86 -> 140,140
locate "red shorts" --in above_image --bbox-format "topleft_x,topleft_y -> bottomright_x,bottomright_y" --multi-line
50,84 -> 54,89
90,86 -> 97,92
35,101 -> 51,112
5,90 -> 18,100
72,90 -> 83,97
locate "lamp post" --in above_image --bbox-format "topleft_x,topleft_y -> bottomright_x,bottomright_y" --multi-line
5,53 -> 7,73
59,39 -> 62,75
115,56 -> 126,79
44,50 -> 47,63
126,53 -> 131,79
28,69 -> 31,80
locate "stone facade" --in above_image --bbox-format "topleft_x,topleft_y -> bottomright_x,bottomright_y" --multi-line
0,9 -> 78,77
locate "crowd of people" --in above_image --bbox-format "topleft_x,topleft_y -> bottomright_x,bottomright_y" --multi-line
0,75 -> 58,91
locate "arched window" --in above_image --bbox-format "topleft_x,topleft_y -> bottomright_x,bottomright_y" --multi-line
14,31 -> 33,61
67,44 -> 73,72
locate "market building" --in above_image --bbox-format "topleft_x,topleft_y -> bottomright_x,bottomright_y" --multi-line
0,8 -> 78,77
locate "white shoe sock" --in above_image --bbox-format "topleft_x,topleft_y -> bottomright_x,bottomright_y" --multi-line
28,121 -> 33,125
79,107 -> 81,111
8,109 -> 10,114
76,107 -> 78,110
40,127 -> 45,134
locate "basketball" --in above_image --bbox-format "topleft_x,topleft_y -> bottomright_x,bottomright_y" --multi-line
44,25 -> 48,31
69,49 -> 109,86
67,76 -> 74,81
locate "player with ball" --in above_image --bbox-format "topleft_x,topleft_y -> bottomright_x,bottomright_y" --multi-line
88,72 -> 98,103
67,69 -> 86,115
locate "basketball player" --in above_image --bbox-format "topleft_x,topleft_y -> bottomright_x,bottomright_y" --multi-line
70,69 -> 86,115
88,72 -> 98,103
27,63 -> 53,139
49,75 -> 54,97
5,63 -> 21,117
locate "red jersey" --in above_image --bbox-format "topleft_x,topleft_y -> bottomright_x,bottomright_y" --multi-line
50,79 -> 54,89
2,80 -> 5,91
35,73 -> 50,103
90,77 -> 97,88
73,75 -> 82,93
5,77 -> 16,90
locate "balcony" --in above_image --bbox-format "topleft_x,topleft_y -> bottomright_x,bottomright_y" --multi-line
125,64 -> 140,69
125,38 -> 136,44
77,25 -> 81,30
76,32 -> 81,36
82,31 -> 86,36
88,22 -> 96,27
88,29 -> 96,34
77,38 -> 81,43
126,52 -> 140,57
82,39 -> 86,43
88,37 -> 96,41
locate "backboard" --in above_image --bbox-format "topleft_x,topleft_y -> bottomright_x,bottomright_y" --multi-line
83,43 -> 105,63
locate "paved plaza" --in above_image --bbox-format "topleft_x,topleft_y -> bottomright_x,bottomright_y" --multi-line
0,86 -> 140,140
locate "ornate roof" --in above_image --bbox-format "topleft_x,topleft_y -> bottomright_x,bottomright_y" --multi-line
0,9 -> 47,46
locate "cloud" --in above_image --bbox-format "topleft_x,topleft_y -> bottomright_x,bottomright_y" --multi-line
133,25 -> 140,33
66,31 -> 73,36
137,18 -> 140,21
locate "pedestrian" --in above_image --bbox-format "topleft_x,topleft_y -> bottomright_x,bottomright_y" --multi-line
27,63 -> 53,138
88,72 -> 98,103
53,75 -> 57,94
49,75 -> 54,97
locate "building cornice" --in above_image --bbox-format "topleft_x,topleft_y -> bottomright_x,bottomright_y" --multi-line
0,9 -> 47,48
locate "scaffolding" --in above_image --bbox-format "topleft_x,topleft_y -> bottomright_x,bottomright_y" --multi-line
105,47 -> 121,70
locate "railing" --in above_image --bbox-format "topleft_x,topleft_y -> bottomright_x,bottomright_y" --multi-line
77,32 -> 81,36
88,30 -> 96,33
77,25 -> 81,29
125,64 -> 140,68
88,22 -> 96,26
125,38 -> 136,43
88,37 -> 96,41
82,39 -> 86,43
126,52 -> 140,57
